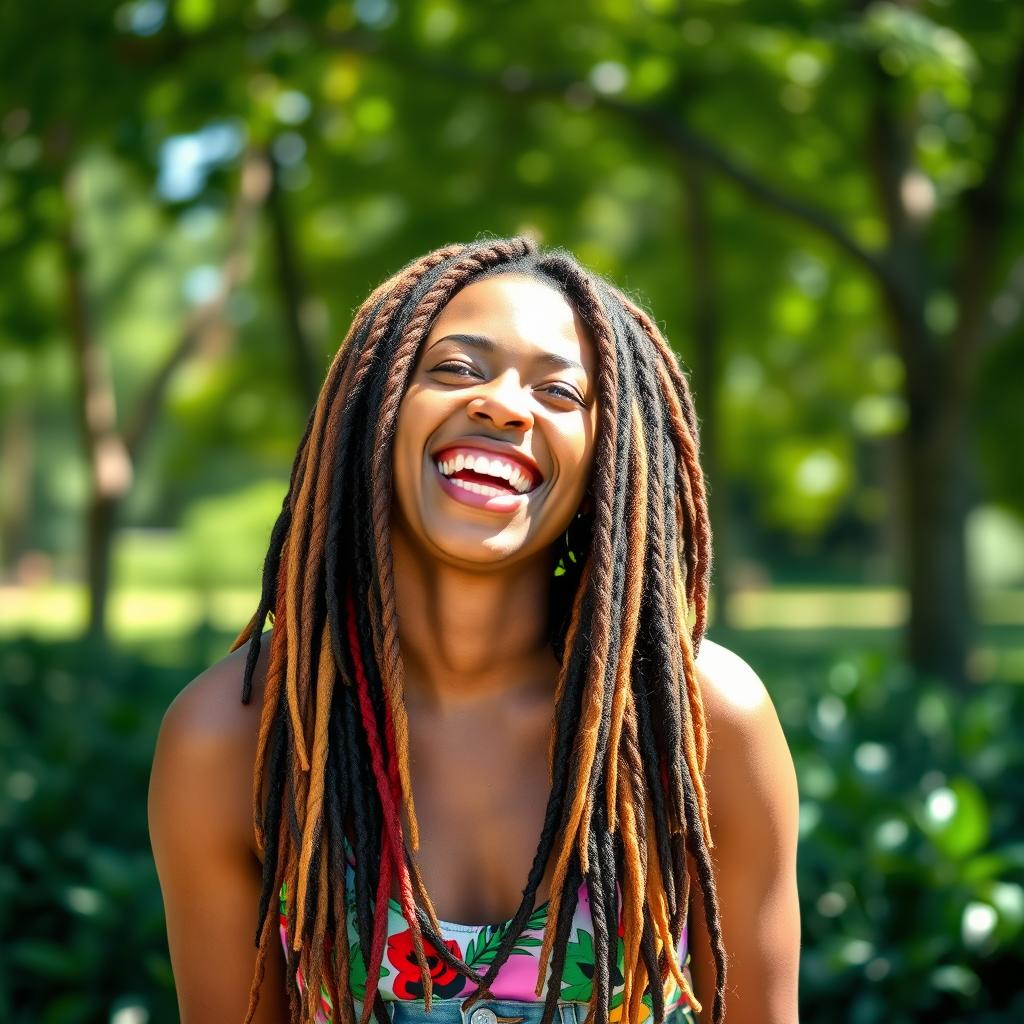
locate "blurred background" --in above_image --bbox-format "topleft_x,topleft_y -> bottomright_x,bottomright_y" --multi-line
1,1 -> 1022,1021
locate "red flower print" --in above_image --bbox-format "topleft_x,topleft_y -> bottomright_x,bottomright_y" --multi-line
386,929 -> 465,999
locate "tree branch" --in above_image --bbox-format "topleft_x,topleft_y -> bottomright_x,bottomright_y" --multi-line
949,39 -> 1024,396
122,146 -> 272,462
601,93 -> 893,285
144,17 -> 895,298
311,25 -> 893,291
852,1 -> 935,386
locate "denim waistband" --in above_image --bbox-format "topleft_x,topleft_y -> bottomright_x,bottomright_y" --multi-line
354,998 -> 587,1024
354,997 -> 693,1024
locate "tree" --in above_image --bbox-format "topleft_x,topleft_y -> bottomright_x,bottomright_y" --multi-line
325,0 -> 1024,685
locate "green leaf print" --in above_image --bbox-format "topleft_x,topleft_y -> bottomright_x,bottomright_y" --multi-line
347,938 -> 391,1000
349,939 -> 369,1001
560,928 -> 595,1001
346,905 -> 390,1001
463,903 -> 548,968
464,926 -> 539,967
559,928 -> 625,1003
526,903 -> 550,932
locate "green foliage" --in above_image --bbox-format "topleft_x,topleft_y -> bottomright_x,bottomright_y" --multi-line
2,0 -> 1022,569
1,0 -> 1023,1020
180,478 -> 290,589
738,635 -> 1024,1022
4,629 -> 1022,1021
0,635 -> 195,1023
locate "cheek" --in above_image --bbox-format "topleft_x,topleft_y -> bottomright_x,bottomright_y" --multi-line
392,388 -> 445,501
393,391 -> 429,464
391,402 -> 424,507
559,415 -> 598,486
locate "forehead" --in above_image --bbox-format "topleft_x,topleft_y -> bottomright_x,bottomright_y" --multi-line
425,274 -> 597,373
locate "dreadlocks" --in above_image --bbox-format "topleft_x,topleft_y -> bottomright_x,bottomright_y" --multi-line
231,236 -> 726,1024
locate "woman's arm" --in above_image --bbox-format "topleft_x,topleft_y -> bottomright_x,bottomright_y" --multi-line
148,655 -> 289,1024
687,640 -> 802,1023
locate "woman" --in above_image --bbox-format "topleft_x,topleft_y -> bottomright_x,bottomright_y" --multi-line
148,237 -> 801,1024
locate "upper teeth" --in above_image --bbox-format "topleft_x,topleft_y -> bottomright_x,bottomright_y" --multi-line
434,452 -> 534,494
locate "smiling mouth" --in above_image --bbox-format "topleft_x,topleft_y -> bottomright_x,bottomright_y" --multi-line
431,449 -> 541,497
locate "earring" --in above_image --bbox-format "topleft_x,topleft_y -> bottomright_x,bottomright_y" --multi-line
563,510 -> 584,546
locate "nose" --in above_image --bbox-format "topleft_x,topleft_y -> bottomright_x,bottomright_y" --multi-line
466,371 -> 534,431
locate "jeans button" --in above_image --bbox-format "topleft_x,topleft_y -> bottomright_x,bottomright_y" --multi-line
470,1009 -> 498,1024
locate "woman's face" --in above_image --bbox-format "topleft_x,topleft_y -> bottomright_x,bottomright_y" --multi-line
392,273 -> 599,569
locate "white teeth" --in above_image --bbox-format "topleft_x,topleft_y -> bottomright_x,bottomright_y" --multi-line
434,451 -> 537,495
449,478 -> 505,497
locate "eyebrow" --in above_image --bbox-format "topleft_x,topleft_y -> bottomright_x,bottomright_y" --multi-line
429,333 -> 587,375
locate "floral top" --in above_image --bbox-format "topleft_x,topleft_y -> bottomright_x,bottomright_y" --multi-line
279,841 -> 698,1024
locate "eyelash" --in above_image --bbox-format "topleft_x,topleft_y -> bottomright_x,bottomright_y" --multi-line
432,361 -> 583,405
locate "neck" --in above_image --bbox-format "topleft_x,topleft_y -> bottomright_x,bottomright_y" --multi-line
389,525 -> 560,713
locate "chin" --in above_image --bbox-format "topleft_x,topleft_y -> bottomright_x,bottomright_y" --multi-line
426,528 -> 528,568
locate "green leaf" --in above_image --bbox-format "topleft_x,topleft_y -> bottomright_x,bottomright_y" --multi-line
464,925 -> 494,967
347,941 -> 390,999
527,903 -> 550,931
349,941 -> 369,1001
560,927 -> 595,1002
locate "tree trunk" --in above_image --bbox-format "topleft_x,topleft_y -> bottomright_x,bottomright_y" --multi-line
0,403 -> 33,577
61,149 -> 272,642
899,351 -> 974,687
85,492 -> 119,639
61,165 -> 133,642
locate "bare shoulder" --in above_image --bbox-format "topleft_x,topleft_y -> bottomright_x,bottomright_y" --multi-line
150,629 -> 274,859
692,635 -> 799,846
160,630 -> 272,746
148,628 -> 290,1023
686,643 -> 802,1021
694,635 -> 773,725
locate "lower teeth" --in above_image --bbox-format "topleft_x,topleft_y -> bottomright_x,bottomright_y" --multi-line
449,478 -> 518,498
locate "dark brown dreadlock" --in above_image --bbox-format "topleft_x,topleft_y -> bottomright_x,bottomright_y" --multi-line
231,236 -> 726,1024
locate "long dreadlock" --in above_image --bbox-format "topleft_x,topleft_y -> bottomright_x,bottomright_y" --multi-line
232,236 -> 727,1024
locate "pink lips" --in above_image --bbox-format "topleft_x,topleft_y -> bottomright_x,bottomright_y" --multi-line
431,444 -> 543,491
432,461 -> 531,513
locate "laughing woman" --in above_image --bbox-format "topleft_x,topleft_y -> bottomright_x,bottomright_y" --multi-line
148,237 -> 801,1024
